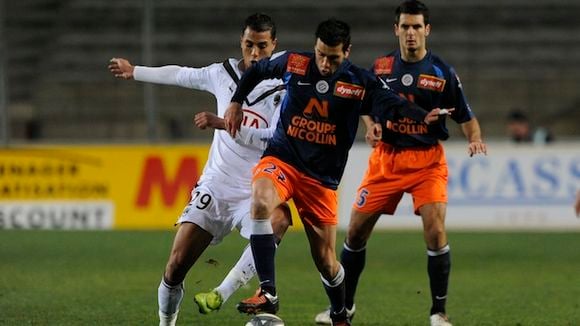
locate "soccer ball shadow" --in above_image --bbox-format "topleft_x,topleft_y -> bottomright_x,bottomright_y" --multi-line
244,313 -> 284,326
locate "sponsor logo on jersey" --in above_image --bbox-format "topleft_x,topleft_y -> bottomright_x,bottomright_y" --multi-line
374,56 -> 394,75
286,98 -> 337,145
242,109 -> 269,128
303,98 -> 329,118
287,116 -> 337,145
333,81 -> 365,100
386,118 -> 429,135
287,53 -> 310,76
417,74 -> 446,92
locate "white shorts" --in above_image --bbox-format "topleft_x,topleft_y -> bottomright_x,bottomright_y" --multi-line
176,178 -> 253,245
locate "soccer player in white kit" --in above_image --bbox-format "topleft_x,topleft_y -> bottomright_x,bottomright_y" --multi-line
108,13 -> 292,325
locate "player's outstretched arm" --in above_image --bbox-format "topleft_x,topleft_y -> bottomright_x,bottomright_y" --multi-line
460,117 -> 487,157
108,58 -> 135,80
109,58 -> 186,87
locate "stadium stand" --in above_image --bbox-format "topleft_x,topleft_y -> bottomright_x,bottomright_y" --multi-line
4,0 -> 580,142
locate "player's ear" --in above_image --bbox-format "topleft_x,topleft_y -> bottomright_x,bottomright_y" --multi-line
272,38 -> 278,49
425,24 -> 431,37
344,44 -> 352,59
393,24 -> 400,37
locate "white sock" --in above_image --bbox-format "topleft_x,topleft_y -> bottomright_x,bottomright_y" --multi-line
215,244 -> 256,302
158,278 -> 184,317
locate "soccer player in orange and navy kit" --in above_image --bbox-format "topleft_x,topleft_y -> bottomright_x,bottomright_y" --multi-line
315,2 -> 487,326
224,19 -> 445,326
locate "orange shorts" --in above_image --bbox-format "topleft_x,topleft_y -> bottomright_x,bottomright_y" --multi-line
253,156 -> 338,226
353,142 -> 448,215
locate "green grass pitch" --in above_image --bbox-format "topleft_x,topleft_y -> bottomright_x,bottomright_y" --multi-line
1,230 -> 579,325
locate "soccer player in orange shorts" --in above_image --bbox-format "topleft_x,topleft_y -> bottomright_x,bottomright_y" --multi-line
315,2 -> 487,326
224,18 -> 443,326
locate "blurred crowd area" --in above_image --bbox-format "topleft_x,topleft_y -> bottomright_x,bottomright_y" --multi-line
2,0 -> 580,144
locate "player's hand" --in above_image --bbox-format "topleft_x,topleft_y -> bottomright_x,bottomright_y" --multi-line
365,122 -> 382,147
467,140 -> 487,157
193,112 -> 225,130
108,58 -> 135,80
424,108 -> 454,124
224,102 -> 243,137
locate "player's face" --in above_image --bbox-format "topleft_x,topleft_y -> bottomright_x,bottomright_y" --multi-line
314,38 -> 350,77
240,27 -> 277,70
395,14 -> 430,54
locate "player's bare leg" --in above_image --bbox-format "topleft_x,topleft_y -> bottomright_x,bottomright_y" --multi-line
237,177 -> 283,314
315,209 -> 379,324
195,204 -> 292,314
159,222 -> 212,326
419,202 -> 452,326
304,222 -> 350,325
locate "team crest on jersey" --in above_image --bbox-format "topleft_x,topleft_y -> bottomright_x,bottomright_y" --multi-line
333,81 -> 365,100
417,74 -> 446,92
374,56 -> 394,75
316,80 -> 329,94
287,53 -> 310,76
401,74 -> 414,86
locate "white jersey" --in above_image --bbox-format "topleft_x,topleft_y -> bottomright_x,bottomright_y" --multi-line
134,58 -> 283,243
135,58 -> 282,190
176,59 -> 282,190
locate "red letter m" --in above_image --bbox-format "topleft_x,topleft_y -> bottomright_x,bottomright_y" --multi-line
135,156 -> 199,207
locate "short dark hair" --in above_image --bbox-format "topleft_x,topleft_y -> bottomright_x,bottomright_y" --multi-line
243,13 -> 277,39
395,0 -> 430,25
315,18 -> 351,52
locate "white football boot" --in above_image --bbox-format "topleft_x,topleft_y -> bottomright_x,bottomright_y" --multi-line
314,305 -> 356,325
158,310 -> 178,326
430,313 -> 452,326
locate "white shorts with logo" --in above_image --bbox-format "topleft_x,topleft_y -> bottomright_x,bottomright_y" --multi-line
176,178 -> 252,245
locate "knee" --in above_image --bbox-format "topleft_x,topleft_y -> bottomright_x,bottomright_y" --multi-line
251,197 -> 272,219
425,222 -> 445,240
252,179 -> 278,219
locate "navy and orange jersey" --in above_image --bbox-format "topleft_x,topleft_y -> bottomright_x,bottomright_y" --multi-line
372,50 -> 475,147
232,51 -> 427,189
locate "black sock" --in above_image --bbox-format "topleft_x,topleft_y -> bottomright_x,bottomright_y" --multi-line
321,265 -> 346,315
250,234 -> 277,296
341,243 -> 366,309
427,246 -> 451,315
